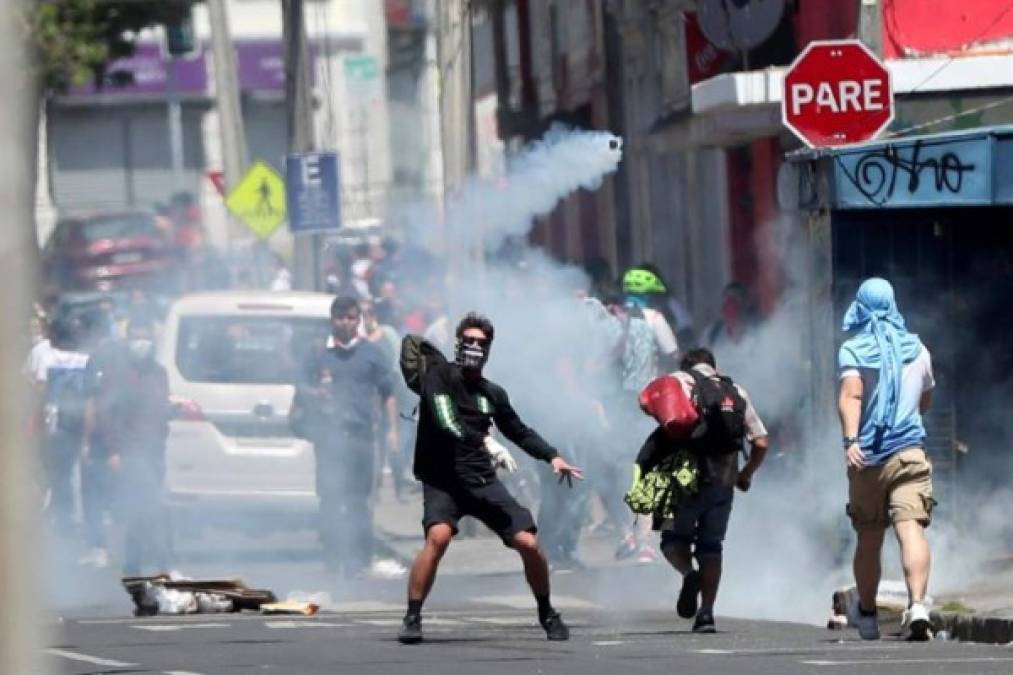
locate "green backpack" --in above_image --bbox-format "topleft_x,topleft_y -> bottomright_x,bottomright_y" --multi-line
624,450 -> 700,521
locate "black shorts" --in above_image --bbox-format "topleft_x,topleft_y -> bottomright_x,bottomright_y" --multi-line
422,480 -> 537,547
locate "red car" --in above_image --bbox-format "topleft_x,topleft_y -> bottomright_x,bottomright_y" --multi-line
43,211 -> 180,292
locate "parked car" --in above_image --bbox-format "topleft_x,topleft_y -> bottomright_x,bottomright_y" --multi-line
159,291 -> 333,533
43,211 -> 179,292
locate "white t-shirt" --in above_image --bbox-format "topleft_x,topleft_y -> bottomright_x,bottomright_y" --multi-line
643,307 -> 678,356
24,338 -> 53,383
840,345 -> 935,463
36,347 -> 90,383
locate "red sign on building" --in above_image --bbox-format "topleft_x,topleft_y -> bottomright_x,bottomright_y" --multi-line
782,40 -> 894,148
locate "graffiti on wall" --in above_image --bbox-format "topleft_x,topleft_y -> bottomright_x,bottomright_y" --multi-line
834,137 -> 989,208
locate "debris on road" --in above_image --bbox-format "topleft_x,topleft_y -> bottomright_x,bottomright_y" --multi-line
122,574 -> 277,616
260,601 -> 320,616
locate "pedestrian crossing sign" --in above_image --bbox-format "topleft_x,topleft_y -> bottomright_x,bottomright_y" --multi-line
225,161 -> 287,239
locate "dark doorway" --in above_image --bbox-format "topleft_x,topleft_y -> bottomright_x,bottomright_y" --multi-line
832,207 -> 1013,498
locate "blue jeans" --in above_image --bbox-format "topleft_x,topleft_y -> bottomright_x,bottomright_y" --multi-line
659,485 -> 734,561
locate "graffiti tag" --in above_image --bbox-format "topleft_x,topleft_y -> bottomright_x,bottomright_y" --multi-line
838,140 -> 977,206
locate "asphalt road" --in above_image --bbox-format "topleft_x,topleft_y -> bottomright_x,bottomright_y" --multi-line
48,601 -> 1013,675
38,490 -> 1013,675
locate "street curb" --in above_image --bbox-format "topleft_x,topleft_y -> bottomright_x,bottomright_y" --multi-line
931,611 -> 1013,644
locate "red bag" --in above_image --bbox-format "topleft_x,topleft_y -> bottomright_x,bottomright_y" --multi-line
638,375 -> 699,439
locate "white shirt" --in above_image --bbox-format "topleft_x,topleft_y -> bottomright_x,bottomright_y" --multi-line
643,307 -> 678,356
24,338 -> 53,383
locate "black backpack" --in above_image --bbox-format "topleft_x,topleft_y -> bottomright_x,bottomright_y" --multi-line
399,335 -> 447,395
688,369 -> 747,456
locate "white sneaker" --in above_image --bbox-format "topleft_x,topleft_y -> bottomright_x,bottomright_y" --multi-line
369,559 -> 407,579
902,602 -> 932,641
847,600 -> 881,640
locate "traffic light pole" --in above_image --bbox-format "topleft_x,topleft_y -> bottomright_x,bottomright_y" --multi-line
167,56 -> 186,194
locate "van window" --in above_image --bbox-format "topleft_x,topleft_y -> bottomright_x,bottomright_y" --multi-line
176,316 -> 330,384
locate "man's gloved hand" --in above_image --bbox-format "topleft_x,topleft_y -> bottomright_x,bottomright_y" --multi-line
484,436 -> 518,473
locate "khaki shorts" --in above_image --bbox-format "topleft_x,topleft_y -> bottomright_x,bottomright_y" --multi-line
847,447 -> 935,532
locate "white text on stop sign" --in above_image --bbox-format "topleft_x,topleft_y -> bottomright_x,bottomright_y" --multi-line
790,80 -> 885,115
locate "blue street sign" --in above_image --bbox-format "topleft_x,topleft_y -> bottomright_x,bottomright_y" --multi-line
285,152 -> 341,233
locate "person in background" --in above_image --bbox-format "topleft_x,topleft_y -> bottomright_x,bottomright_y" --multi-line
536,355 -> 598,570
603,294 -> 663,564
651,348 -> 769,633
38,314 -> 90,535
78,306 -> 124,568
704,282 -> 761,350
270,253 -> 293,291
293,296 -> 400,579
24,315 -> 53,386
372,276 -> 405,332
627,263 -> 696,350
621,267 -> 680,371
838,278 -> 936,641
93,318 -> 172,575
350,243 -> 374,299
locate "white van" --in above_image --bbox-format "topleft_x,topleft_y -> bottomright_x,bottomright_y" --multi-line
160,291 -> 333,530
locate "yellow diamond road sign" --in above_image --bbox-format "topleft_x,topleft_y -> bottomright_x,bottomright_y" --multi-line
226,161 -> 287,238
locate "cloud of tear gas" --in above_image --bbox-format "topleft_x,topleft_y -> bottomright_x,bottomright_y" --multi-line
394,125 -> 622,254
444,127 -> 623,252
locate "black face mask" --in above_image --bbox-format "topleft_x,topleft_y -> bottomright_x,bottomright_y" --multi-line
455,337 -> 489,370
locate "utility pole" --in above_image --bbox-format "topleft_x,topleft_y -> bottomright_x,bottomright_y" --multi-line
857,0 -> 883,57
0,0 -> 44,670
208,0 -> 250,250
283,0 -> 319,290
436,0 -> 477,269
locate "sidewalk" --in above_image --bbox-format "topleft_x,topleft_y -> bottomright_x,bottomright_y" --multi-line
933,557 -> 1013,643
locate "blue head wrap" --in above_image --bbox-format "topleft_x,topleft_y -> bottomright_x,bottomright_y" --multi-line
840,278 -> 922,433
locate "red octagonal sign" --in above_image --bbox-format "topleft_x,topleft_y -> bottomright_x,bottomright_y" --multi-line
782,40 -> 894,148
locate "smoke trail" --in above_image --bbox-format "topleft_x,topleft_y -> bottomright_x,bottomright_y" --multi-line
444,126 -> 622,252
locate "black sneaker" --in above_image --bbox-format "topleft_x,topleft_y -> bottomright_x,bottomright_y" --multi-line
692,609 -> 716,634
540,611 -> 570,641
397,614 -> 423,644
677,570 -> 701,619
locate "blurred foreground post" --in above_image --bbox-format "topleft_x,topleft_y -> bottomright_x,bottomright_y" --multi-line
0,0 -> 45,673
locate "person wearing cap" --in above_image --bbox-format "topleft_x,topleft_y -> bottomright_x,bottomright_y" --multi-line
838,278 -> 936,641
621,267 -> 680,371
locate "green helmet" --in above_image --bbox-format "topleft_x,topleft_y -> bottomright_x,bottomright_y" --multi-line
622,268 -> 667,295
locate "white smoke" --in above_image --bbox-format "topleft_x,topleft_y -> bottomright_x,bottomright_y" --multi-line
444,126 -> 622,252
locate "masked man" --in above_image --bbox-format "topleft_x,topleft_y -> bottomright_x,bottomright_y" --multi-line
398,312 -> 584,644
838,278 -> 936,641
93,318 -> 171,575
